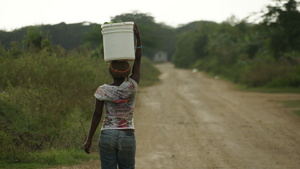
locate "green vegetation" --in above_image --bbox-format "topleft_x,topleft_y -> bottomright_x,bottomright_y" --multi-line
282,100 -> 300,108
238,86 -> 300,93
0,23 -> 160,169
0,22 -> 100,50
0,47 -> 109,167
282,100 -> 300,115
0,13 -> 176,61
172,0 -> 300,90
140,58 -> 161,86
0,149 -> 98,169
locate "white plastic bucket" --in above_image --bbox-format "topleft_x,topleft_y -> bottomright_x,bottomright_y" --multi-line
101,22 -> 135,61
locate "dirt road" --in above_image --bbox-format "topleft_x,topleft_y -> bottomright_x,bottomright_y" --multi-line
55,63 -> 300,169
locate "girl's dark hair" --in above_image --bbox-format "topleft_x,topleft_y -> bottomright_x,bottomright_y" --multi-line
109,60 -> 131,78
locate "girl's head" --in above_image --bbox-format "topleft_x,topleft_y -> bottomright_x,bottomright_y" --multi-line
109,60 -> 131,79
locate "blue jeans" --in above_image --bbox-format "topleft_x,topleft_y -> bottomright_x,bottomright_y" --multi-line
99,129 -> 136,169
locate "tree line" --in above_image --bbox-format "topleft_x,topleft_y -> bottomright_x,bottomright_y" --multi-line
0,14 -> 176,60
1,0 -> 299,88
173,0 -> 300,88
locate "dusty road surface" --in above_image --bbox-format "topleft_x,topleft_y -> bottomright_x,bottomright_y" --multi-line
53,63 -> 300,169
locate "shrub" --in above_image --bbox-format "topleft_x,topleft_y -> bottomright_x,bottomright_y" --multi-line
241,60 -> 300,87
0,50 -> 109,161
0,48 -> 160,163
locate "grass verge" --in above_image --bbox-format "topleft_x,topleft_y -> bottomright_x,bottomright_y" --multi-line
0,149 -> 98,169
237,85 -> 300,94
295,110 -> 300,116
191,68 -> 300,94
199,71 -> 300,115
281,100 -> 300,116
139,58 -> 161,87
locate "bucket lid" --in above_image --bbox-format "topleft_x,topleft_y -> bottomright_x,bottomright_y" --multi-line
101,22 -> 134,29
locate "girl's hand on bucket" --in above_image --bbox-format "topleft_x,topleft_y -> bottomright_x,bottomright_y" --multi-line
83,139 -> 92,154
134,24 -> 141,47
134,24 -> 140,38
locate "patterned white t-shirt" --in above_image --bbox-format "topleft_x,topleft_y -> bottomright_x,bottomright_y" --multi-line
94,78 -> 138,130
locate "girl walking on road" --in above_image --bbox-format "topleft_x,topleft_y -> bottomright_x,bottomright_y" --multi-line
83,24 -> 142,169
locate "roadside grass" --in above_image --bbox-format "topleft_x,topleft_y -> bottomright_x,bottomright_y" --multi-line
191,68 -> 300,94
237,84 -> 300,116
295,110 -> 300,116
237,85 -> 300,94
282,100 -> 300,108
194,70 -> 300,116
139,58 -> 161,87
211,73 -> 300,94
0,149 -> 98,169
281,100 -> 300,116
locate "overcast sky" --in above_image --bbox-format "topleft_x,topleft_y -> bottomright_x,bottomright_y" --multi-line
0,0 -> 272,31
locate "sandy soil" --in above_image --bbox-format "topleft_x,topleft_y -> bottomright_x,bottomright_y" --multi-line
53,63 -> 300,169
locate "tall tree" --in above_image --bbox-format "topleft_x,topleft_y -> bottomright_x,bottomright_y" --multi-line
23,27 -> 44,50
262,0 -> 300,58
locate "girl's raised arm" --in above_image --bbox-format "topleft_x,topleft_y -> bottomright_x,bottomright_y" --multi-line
130,24 -> 142,84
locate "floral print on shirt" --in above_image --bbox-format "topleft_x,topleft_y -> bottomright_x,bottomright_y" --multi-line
94,78 -> 138,130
